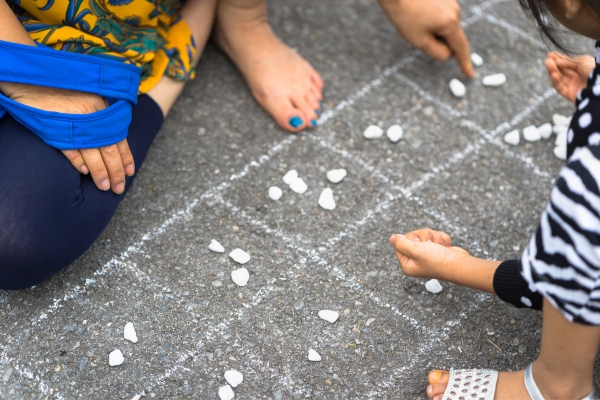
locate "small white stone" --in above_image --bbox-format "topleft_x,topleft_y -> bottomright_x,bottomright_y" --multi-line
229,249 -> 250,265
482,73 -> 506,87
224,370 -> 244,388
523,125 -> 541,142
218,385 -> 235,400
131,396 -> 141,400
308,349 -> 321,362
386,125 -> 404,143
209,239 -> 225,253
363,125 -> 384,139
555,130 -> 567,146
289,177 -> 308,194
449,79 -> 466,98
503,129 -> 520,146
268,186 -> 283,201
318,188 -> 336,211
327,169 -> 347,184
109,349 -> 124,366
538,123 -> 553,139
282,169 -> 298,185
554,145 -> 567,160
552,113 -> 571,127
231,268 -> 250,287
318,310 -> 339,323
553,124 -> 568,136
471,53 -> 484,67
124,322 -> 138,343
425,279 -> 443,294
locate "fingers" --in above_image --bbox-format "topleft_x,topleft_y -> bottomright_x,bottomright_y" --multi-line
100,144 -> 126,194
80,148 -> 111,191
80,144 -> 128,194
389,234 -> 421,259
117,139 -> 135,177
61,149 -> 89,174
402,229 -> 452,247
442,23 -> 474,78
418,35 -> 453,62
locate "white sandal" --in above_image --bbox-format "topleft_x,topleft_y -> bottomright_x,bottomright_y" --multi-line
440,363 -> 598,400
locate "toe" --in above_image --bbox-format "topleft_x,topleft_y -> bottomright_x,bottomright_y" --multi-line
427,370 -> 450,399
306,90 -> 322,120
311,70 -> 324,90
257,95 -> 309,133
292,93 -> 318,128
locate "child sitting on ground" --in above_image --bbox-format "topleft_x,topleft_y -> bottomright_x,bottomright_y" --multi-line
390,0 -> 600,399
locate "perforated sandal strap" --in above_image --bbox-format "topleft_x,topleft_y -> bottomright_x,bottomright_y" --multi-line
441,369 -> 498,400
524,363 -> 597,400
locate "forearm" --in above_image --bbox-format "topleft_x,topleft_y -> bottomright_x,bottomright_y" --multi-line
439,253 -> 500,295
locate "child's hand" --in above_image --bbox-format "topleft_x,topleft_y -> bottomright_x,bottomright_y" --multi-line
546,52 -> 595,103
389,229 -> 470,280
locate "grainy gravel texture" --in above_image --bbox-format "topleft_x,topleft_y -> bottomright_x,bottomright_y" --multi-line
1,0 -> 597,398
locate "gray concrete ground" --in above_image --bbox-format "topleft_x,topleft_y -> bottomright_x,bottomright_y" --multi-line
0,0 -> 595,398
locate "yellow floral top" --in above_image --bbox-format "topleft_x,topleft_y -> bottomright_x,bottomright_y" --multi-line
8,0 -> 196,93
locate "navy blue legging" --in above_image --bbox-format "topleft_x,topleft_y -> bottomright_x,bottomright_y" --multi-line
0,95 -> 163,290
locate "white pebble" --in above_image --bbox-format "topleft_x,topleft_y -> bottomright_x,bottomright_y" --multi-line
229,248 -> 250,265
554,145 -> 567,160
109,349 -> 124,366
131,396 -> 141,400
289,177 -> 308,194
523,125 -> 541,142
308,349 -> 322,362
482,73 -> 506,87
209,239 -> 225,253
449,79 -> 466,98
231,268 -> 250,287
503,129 -> 520,146
386,124 -> 404,142
471,53 -> 484,67
363,125 -> 384,139
282,169 -> 298,185
327,169 -> 347,184
553,124 -> 568,136
224,370 -> 244,388
218,385 -> 235,400
268,186 -> 283,201
552,113 -> 571,127
425,279 -> 443,294
124,322 -> 138,343
538,123 -> 553,139
555,130 -> 567,146
318,310 -> 339,323
318,188 -> 336,211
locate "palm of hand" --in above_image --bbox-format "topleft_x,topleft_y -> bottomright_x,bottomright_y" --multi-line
546,53 -> 595,103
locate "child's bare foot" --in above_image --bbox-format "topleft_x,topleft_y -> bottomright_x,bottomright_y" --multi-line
214,1 -> 323,132
546,52 -> 595,103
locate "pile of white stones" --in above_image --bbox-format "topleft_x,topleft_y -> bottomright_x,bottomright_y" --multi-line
449,53 -> 507,98
503,113 -> 571,160
209,239 -> 251,286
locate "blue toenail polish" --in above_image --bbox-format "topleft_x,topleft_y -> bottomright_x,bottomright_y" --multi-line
316,109 -> 321,116
289,116 -> 303,128
311,119 -> 318,126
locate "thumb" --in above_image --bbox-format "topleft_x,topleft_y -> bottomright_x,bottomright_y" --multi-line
389,234 -> 423,259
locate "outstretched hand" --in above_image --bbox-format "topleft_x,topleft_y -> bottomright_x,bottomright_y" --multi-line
3,83 -> 135,194
546,52 -> 595,103
378,0 -> 474,78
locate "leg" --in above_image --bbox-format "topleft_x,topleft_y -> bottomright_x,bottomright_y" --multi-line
428,297 -> 600,399
0,95 -> 163,289
213,0 -> 324,132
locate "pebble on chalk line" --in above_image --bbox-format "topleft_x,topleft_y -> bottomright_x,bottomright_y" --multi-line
503,129 -> 520,146
289,177 -> 308,194
209,239 -> 225,253
224,370 -> 244,388
482,73 -> 506,87
231,268 -> 250,287
425,279 -> 443,294
363,125 -> 383,139
318,310 -> 339,323
386,125 -> 404,143
308,349 -> 322,362
554,145 -> 567,160
523,125 -> 541,142
109,349 -> 124,366
449,79 -> 466,98
555,130 -> 567,146
553,113 -> 571,127
327,169 -> 347,184
268,186 -> 283,201
124,322 -> 138,343
229,249 -> 250,265
318,188 -> 336,211
282,169 -> 298,185
538,123 -> 553,140
218,385 -> 235,400
471,53 -> 483,66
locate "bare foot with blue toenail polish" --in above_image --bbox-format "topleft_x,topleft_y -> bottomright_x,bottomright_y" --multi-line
213,0 -> 324,133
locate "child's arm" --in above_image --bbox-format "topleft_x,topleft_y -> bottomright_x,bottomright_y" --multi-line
390,229 -> 543,309
546,52 -> 595,103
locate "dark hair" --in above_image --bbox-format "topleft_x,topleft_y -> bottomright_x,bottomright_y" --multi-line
517,0 -> 600,53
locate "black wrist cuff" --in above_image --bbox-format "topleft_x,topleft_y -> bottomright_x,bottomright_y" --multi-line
493,259 -> 543,310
